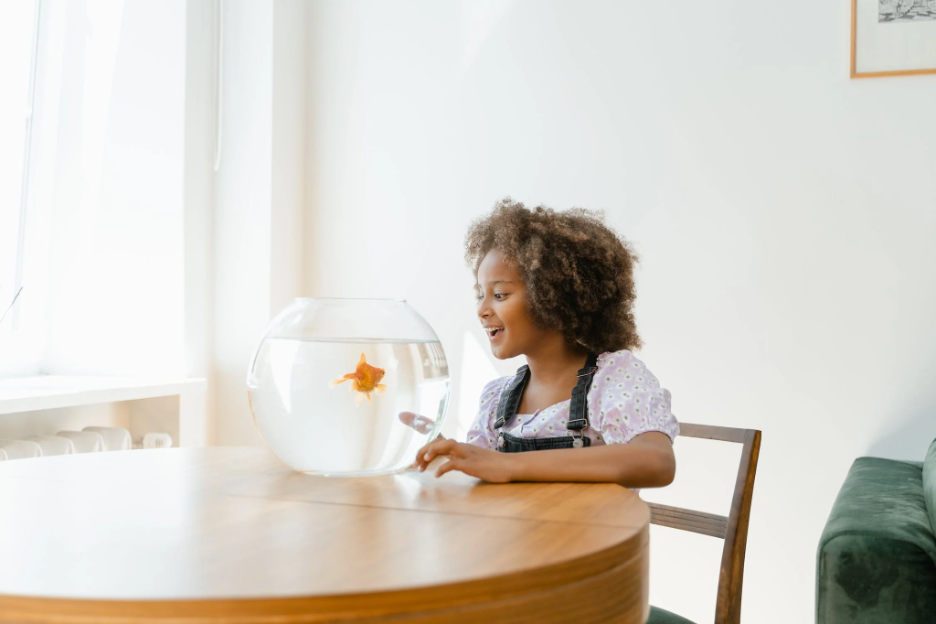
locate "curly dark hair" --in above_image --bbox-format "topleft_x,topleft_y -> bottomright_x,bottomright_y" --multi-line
465,197 -> 641,354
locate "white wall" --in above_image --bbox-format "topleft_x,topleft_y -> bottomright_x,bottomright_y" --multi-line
271,1 -> 306,317
213,0 -> 305,447
302,1 -> 936,622
183,0 -> 217,440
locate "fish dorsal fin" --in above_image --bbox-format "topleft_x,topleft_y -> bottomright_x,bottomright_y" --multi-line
358,353 -> 367,366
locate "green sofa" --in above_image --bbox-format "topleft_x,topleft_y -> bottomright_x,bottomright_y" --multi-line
817,438 -> 936,624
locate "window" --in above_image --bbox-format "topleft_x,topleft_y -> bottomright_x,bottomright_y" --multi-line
0,0 -> 39,336
0,2 -> 193,378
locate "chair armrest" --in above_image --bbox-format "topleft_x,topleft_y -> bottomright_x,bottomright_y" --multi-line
817,457 -> 936,624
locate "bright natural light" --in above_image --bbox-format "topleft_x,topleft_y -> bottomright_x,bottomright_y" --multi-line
0,1 -> 37,333
456,330 -> 499,440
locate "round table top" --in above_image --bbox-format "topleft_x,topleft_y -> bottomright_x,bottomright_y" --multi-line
0,447 -> 650,623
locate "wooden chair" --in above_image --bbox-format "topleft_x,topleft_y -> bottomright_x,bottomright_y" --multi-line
645,423 -> 762,624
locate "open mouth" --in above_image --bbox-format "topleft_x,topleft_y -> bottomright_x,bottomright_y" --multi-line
485,327 -> 504,339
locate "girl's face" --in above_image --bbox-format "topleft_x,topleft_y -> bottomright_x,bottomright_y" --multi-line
475,249 -> 545,359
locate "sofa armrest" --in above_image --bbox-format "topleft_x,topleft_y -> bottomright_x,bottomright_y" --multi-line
817,457 -> 936,624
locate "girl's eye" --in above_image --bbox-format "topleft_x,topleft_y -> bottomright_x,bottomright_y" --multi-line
494,293 -> 506,300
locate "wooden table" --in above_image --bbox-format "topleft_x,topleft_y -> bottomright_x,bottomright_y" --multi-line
0,447 -> 649,623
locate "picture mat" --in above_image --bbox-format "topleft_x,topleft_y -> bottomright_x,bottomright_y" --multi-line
856,0 -> 936,73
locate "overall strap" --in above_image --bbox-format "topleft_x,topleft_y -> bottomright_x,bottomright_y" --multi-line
494,365 -> 530,430
494,353 -> 600,432
566,353 -> 600,432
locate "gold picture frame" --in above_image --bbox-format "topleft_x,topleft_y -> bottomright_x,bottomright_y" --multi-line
851,0 -> 936,78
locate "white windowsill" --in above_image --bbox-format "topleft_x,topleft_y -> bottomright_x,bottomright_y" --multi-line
0,376 -> 207,415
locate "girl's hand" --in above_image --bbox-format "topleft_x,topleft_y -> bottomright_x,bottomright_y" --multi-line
398,412 -> 441,437
415,438 -> 514,483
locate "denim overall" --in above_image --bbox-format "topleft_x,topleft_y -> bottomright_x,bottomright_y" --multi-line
495,353 -> 600,453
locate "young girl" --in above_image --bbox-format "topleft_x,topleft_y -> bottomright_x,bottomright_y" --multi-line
407,198 -> 679,488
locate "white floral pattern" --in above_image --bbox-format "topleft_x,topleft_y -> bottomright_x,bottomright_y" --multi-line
466,350 -> 680,450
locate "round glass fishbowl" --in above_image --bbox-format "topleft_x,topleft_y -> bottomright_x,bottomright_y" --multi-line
247,298 -> 449,476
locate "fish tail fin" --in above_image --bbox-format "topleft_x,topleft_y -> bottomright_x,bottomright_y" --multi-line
330,373 -> 356,388
375,384 -> 387,395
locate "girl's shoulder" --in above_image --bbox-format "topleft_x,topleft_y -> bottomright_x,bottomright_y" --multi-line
595,349 -> 638,372
478,375 -> 513,412
594,349 -> 659,386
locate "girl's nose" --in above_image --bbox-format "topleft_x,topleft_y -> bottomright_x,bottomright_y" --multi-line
477,299 -> 491,319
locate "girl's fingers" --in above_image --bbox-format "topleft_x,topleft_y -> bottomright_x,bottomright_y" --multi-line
415,444 -> 430,466
415,440 -> 440,468
417,439 -> 459,471
423,439 -> 454,463
435,457 -> 459,478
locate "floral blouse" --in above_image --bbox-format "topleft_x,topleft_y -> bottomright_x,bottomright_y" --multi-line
466,349 -> 679,450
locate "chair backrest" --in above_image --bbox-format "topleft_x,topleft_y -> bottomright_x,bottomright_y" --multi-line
647,423 -> 762,624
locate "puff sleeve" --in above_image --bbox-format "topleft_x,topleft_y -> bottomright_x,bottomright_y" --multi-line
591,351 -> 680,445
465,376 -> 510,450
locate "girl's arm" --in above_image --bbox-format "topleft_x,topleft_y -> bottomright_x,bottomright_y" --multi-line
416,432 -> 675,489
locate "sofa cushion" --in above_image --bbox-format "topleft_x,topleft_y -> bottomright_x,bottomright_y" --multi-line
924,438 -> 936,539
817,457 -> 936,624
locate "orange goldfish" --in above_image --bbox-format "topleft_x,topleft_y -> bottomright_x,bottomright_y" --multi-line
329,353 -> 387,406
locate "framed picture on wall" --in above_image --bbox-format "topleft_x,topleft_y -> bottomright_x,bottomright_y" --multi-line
851,0 -> 936,77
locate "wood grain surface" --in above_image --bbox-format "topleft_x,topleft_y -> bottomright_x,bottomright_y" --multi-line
0,447 -> 650,623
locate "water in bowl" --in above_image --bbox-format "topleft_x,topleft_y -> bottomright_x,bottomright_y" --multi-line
247,338 -> 449,476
